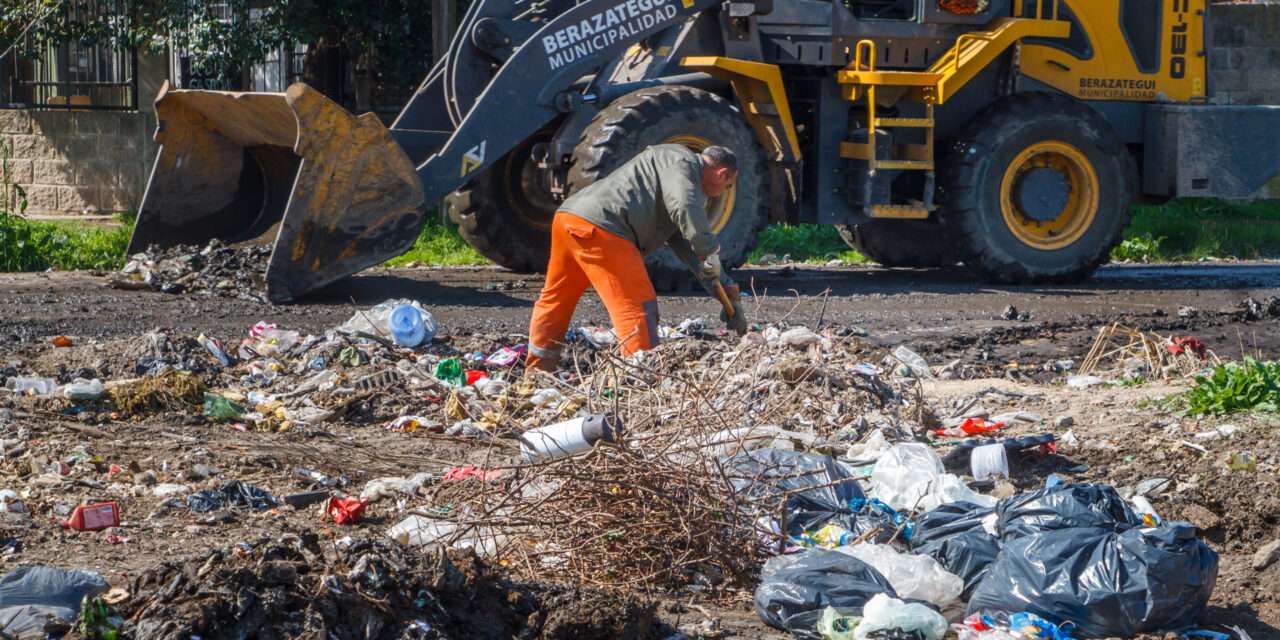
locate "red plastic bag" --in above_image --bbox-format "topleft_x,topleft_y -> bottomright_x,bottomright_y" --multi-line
1167,336 -> 1207,358
443,465 -> 500,482
933,417 -> 1005,438
465,370 -> 489,385
326,496 -> 368,525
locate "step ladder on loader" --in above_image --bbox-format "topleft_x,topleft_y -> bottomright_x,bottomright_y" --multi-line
835,3 -> 1071,220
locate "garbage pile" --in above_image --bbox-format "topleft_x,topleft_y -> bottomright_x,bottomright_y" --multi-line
0,295 -> 1236,640
110,240 -> 270,302
116,535 -> 655,640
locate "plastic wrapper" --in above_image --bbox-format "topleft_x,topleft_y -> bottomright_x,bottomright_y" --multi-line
724,449 -> 867,538
755,549 -> 897,636
0,566 -> 108,638
909,501 -> 1001,600
871,444 -> 996,512
337,299 -> 435,341
186,480 -> 278,512
967,523 -> 1218,638
836,543 -> 964,608
996,482 -> 1140,541
853,593 -> 948,640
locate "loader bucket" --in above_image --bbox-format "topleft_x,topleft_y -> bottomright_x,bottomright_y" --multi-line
129,82 -> 425,303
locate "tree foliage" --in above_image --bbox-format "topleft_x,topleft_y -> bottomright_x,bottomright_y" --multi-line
1,0 -> 434,104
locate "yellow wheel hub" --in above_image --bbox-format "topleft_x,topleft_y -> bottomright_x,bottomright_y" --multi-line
999,141 -> 1099,251
663,134 -> 736,233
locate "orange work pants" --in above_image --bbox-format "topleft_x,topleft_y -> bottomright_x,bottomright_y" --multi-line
526,213 -> 659,370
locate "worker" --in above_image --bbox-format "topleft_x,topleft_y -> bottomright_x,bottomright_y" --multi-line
525,144 -> 748,372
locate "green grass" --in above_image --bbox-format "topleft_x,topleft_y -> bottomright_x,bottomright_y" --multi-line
747,224 -> 870,265
0,211 -> 134,271
1118,199 -> 1280,262
1179,359 -> 1280,416
2,200 -> 1279,272
383,221 -> 488,267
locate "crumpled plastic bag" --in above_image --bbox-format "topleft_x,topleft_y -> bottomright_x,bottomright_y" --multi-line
187,480 -> 278,512
836,543 -> 964,608
723,449 -> 867,539
853,593 -> 948,640
870,443 -> 995,512
755,549 -> 897,636
337,299 -> 435,340
996,482 -> 1139,541
0,566 -> 108,639
967,522 -> 1218,638
908,501 -> 1001,600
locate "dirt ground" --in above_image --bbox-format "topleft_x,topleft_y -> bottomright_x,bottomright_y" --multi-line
0,263 -> 1277,639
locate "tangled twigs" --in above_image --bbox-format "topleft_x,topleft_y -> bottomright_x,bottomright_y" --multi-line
432,332 -> 923,594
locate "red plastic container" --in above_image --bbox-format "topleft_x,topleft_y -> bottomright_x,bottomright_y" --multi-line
63,502 -> 120,532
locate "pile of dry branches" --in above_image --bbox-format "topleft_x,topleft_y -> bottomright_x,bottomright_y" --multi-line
420,331 -> 924,593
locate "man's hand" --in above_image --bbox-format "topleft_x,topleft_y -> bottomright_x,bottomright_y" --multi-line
720,282 -> 748,335
699,252 -> 722,281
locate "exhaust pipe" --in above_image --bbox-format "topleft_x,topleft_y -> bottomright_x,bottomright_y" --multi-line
129,82 -> 425,303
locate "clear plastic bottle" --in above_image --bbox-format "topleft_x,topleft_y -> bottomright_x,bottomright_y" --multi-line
5,377 -> 57,395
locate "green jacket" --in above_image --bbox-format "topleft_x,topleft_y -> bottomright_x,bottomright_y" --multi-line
560,144 -> 720,259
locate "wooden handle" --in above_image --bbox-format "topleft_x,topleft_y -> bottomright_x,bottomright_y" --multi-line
713,282 -> 735,319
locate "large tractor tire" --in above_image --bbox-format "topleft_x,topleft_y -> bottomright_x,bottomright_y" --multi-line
568,85 -> 768,291
835,220 -> 958,268
446,134 -> 555,272
939,93 -> 1135,284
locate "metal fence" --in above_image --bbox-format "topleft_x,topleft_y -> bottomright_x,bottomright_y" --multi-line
0,0 -> 138,110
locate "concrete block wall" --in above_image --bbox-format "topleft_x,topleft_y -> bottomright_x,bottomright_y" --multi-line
1210,1 -> 1280,105
0,109 -> 156,219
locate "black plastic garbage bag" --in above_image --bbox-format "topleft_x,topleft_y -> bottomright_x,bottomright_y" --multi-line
0,565 -> 108,638
187,480 -> 278,512
724,449 -> 866,538
941,434 -> 1057,472
997,482 -> 1139,540
909,502 -> 1000,600
967,522 -> 1218,638
755,549 -> 897,636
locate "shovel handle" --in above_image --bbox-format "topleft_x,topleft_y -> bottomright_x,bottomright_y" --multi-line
713,282 -> 735,319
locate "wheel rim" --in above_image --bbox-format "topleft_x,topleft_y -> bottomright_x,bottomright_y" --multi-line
999,141 -> 1099,251
504,135 -> 558,233
662,134 -> 736,234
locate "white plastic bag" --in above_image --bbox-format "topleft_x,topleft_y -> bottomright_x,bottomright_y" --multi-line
853,593 -> 948,640
870,444 -> 996,512
845,429 -> 891,463
817,606 -> 859,640
869,443 -> 943,510
837,543 -> 963,608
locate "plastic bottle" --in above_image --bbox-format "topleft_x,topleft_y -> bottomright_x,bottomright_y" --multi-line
387,515 -> 458,547
4,377 -> 57,396
389,304 -> 427,347
62,379 -> 105,401
520,413 -> 621,463
891,346 -> 934,378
